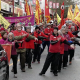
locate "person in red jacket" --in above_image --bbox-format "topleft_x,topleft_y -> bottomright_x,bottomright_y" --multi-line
33,26 -> 48,63
13,23 -> 37,72
40,23 -> 53,54
39,27 -> 74,76
25,26 -> 35,69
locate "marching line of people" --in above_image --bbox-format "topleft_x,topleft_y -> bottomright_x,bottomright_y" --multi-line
0,20 -> 80,78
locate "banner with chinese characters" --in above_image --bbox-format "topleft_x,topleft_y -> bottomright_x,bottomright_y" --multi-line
5,15 -> 35,26
0,14 -> 10,29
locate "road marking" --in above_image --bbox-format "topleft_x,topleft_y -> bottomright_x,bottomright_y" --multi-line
9,59 -> 20,67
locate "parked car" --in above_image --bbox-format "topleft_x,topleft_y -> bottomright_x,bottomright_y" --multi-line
0,45 -> 9,80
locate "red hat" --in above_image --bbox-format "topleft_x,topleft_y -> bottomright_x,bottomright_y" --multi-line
0,28 -> 5,31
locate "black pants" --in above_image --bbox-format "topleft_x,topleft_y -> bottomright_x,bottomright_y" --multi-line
68,49 -> 74,62
40,52 -> 60,74
33,44 -> 41,62
26,49 -> 32,67
17,52 -> 26,70
40,41 -> 50,54
63,51 -> 68,67
11,55 -> 18,74
58,54 -> 63,71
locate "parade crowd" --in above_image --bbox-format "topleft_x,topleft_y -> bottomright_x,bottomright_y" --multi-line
0,20 -> 80,78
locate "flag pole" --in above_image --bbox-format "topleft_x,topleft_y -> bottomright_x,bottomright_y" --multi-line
44,0 -> 45,23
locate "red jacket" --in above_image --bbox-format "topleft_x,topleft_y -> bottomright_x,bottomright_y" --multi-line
68,31 -> 74,38
60,43 -> 64,54
25,33 -> 35,49
13,30 -> 29,49
49,35 -> 65,53
44,28 -> 53,41
25,40 -> 35,49
34,31 -> 48,44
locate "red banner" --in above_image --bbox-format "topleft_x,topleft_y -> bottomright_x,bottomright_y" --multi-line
2,45 -> 11,63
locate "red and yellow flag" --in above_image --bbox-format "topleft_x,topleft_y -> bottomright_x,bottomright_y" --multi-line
37,0 -> 42,15
74,12 -> 80,25
35,0 -> 41,24
73,4 -> 79,21
67,5 -> 73,20
25,0 -> 30,16
45,0 -> 51,23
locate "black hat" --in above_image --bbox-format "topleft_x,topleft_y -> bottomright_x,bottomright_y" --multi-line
35,25 -> 40,30
11,23 -> 15,25
54,27 -> 58,31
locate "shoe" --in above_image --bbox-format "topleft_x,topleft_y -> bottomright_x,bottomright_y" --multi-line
11,69 -> 14,72
28,66 -> 32,69
22,69 -> 25,72
50,70 -> 53,72
54,73 -> 58,76
63,67 -> 67,69
65,65 -> 68,67
38,61 -> 40,64
25,63 -> 28,66
32,61 -> 35,63
14,74 -> 17,78
69,62 -> 72,65
58,70 -> 61,72
39,73 -> 45,76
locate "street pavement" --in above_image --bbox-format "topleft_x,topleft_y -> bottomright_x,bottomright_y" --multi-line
9,34 -> 80,80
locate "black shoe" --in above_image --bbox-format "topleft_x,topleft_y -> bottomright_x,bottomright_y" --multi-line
22,69 -> 25,72
69,62 -> 72,65
28,66 -> 32,69
63,67 -> 67,69
38,61 -> 40,64
50,70 -> 53,72
58,70 -> 61,72
54,73 -> 58,76
39,73 -> 45,76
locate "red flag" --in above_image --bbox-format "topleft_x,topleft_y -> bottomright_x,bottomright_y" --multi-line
45,0 -> 51,23
58,2 -> 65,30
2,45 -> 11,63
25,0 -> 30,15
